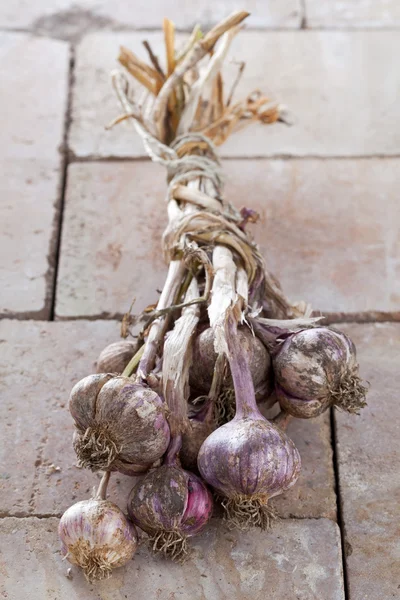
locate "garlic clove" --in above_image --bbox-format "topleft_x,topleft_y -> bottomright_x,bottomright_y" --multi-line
69,373 -> 113,432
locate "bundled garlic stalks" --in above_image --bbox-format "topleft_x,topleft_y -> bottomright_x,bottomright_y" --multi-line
60,10 -> 367,581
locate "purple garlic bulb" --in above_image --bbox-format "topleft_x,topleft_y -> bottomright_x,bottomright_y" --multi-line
127,450 -> 213,561
69,374 -> 170,473
197,310 -> 301,529
59,474 -> 138,582
198,416 -> 300,529
273,327 -> 368,418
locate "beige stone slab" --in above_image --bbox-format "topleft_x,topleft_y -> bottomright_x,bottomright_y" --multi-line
224,158 -> 400,314
0,0 -> 302,31
0,319 -> 334,521
334,323 -> 400,600
0,33 -> 69,318
276,413 -> 336,520
70,30 -> 400,158
0,517 -> 344,600
55,161 -> 168,319
306,0 -> 400,28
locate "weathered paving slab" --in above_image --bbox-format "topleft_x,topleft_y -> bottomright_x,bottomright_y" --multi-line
56,158 -> 400,319
56,162 -> 168,319
0,0 -> 302,32
276,413 -> 335,519
0,33 -> 69,318
0,517 -> 344,600
224,158 -> 400,315
70,30 -> 400,158
334,323 -> 400,600
306,0 -> 400,28
0,319 -> 334,519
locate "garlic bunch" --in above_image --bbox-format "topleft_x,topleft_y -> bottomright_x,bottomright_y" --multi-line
69,374 -> 170,473
59,472 -> 138,581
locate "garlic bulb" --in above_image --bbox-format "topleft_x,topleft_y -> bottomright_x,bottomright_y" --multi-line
69,374 -> 170,472
127,438 -> 213,561
273,327 -> 368,418
59,473 -> 138,581
96,341 -> 137,374
189,326 -> 274,427
198,309 -> 301,529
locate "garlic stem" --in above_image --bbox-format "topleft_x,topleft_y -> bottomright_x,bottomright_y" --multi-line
95,471 -> 111,500
224,311 -> 262,420
138,260 -> 186,379
121,344 -> 145,377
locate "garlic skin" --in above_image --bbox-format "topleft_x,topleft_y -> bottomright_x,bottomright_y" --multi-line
273,327 -> 367,418
127,464 -> 213,561
96,341 -> 137,374
59,498 -> 138,582
190,327 -> 273,399
69,375 -> 170,472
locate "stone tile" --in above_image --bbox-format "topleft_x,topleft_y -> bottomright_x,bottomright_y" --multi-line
0,0 -> 302,32
275,413 -> 336,520
0,319 -> 333,520
306,0 -> 400,28
334,323 -> 400,600
0,517 -> 344,599
55,162 -> 168,319
70,30 -> 400,158
0,33 -> 69,318
224,158 -> 400,314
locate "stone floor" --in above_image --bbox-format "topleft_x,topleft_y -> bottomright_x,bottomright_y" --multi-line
0,2 -> 399,599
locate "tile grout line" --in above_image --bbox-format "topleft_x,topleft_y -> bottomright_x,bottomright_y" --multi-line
49,45 -> 75,321
330,408 -> 350,600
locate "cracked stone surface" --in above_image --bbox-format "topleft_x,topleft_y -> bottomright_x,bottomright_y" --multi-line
0,517 -> 344,600
334,323 -> 400,600
0,319 -> 335,519
0,33 -> 69,318
70,30 -> 400,159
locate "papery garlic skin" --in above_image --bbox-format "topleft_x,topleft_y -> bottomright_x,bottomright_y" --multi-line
59,499 -> 138,582
273,327 -> 367,418
69,375 -> 170,472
